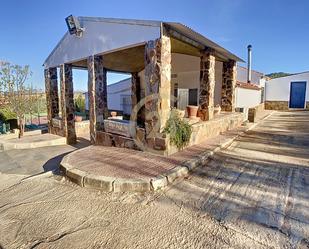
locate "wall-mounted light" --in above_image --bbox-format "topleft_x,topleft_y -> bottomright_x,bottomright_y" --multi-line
65,15 -> 84,37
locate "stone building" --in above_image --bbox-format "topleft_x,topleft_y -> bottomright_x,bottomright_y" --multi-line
44,16 -> 245,155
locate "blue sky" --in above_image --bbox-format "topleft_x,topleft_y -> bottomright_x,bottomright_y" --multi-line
0,0 -> 308,91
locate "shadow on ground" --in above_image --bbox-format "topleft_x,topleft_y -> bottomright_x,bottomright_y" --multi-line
159,111 -> 309,248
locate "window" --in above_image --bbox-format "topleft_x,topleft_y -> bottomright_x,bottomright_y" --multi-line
189,89 -> 198,106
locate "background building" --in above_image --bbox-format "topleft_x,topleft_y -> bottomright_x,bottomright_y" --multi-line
265,72 -> 309,110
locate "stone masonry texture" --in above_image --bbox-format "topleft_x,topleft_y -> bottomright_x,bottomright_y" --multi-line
45,67 -> 59,134
60,64 -> 76,145
198,48 -> 216,121
221,60 -> 237,112
87,55 -> 108,144
144,30 -> 171,149
265,101 -> 289,110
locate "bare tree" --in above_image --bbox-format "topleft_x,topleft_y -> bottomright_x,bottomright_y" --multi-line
0,62 -> 32,138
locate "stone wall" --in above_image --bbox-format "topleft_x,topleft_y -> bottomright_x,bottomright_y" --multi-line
164,112 -> 245,155
198,48 -> 215,121
96,131 -> 139,150
75,120 -> 90,137
265,101 -> 289,110
248,103 -> 265,122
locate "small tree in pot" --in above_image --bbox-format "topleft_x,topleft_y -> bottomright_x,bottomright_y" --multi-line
164,109 -> 192,150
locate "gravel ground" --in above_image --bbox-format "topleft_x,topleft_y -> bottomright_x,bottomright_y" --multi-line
0,111 -> 308,249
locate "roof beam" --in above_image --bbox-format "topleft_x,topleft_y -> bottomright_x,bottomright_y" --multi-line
165,25 -> 231,62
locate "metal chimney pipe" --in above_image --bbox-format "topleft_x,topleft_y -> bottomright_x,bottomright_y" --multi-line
247,45 -> 252,83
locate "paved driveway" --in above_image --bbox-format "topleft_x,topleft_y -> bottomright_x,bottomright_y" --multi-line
0,137 -> 90,175
0,111 -> 308,248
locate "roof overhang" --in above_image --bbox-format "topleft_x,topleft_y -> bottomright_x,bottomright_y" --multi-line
164,23 -> 244,62
43,17 -> 244,69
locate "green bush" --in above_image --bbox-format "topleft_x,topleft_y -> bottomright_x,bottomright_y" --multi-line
164,109 -> 192,150
74,94 -> 85,113
0,108 -> 16,122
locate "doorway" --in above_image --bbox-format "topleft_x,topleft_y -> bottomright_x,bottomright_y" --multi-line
289,81 -> 306,108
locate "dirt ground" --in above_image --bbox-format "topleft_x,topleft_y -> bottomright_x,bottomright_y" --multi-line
0,111 -> 308,249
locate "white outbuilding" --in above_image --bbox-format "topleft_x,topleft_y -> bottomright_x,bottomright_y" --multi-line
265,72 -> 309,110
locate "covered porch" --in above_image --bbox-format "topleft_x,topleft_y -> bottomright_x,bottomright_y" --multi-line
44,17 -> 244,155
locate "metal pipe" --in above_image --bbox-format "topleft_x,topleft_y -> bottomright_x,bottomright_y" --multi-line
247,45 -> 252,83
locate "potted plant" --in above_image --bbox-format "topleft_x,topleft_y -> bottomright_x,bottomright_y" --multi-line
186,105 -> 198,119
164,109 -> 192,150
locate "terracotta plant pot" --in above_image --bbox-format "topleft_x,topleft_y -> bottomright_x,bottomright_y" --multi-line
111,111 -> 117,118
186,105 -> 198,119
74,115 -> 83,122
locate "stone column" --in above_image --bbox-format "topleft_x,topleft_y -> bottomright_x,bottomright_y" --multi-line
131,72 -> 144,124
198,48 -> 216,121
87,55 -> 108,144
60,64 -> 76,144
144,31 -> 171,147
221,60 -> 237,112
44,67 -> 59,133
131,72 -> 140,110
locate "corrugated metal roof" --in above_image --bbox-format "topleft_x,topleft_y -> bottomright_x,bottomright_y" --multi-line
80,16 -> 161,27
79,18 -> 244,62
164,22 -> 244,62
44,16 -> 244,67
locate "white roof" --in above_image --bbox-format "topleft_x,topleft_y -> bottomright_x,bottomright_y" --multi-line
44,17 -> 243,68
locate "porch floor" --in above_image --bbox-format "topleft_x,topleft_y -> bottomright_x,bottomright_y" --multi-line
60,116 -> 261,191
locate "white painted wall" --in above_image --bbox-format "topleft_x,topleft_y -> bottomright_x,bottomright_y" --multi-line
237,66 -> 264,86
265,72 -> 309,102
235,87 -> 261,108
138,53 -> 223,107
85,78 -> 131,111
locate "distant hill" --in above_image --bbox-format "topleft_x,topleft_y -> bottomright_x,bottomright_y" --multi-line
265,72 -> 291,79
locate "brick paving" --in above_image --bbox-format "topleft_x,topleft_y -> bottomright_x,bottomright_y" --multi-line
64,125 -> 250,181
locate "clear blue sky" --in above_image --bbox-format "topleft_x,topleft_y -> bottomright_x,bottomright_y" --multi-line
1,0 -> 308,91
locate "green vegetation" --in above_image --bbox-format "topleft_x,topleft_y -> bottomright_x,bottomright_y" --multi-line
74,94 -> 86,113
0,61 -> 34,137
266,72 -> 291,79
164,109 -> 192,150
0,108 -> 16,122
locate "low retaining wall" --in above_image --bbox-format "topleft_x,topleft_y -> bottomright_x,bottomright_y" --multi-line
265,101 -> 289,110
0,133 -> 66,151
165,112 -> 245,155
96,131 -> 140,150
265,101 -> 309,110
94,112 -> 245,156
0,129 -> 42,141
75,120 -> 90,137
248,103 -> 265,122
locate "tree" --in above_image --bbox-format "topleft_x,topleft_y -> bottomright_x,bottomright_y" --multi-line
0,62 -> 33,138
266,72 -> 291,79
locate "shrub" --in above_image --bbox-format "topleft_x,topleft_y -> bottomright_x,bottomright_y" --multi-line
0,108 -> 16,122
74,94 -> 85,113
164,109 -> 192,150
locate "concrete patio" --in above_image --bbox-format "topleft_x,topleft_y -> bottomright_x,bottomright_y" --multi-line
0,111 -> 308,248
